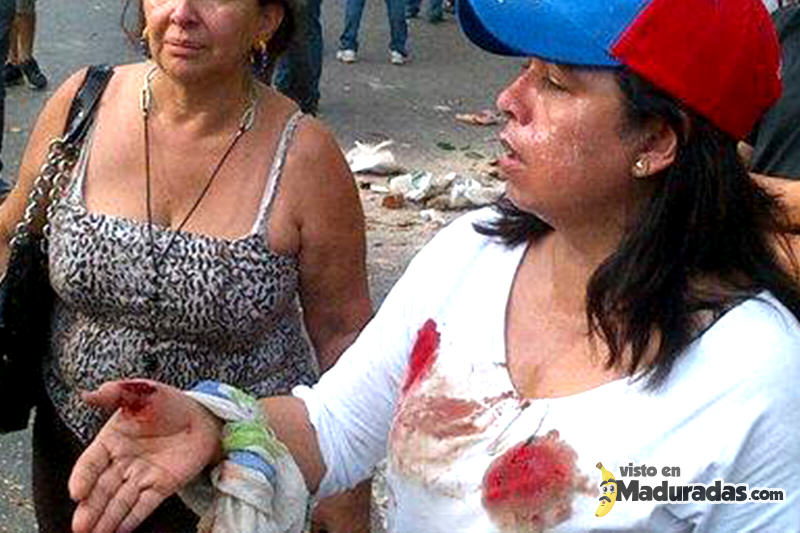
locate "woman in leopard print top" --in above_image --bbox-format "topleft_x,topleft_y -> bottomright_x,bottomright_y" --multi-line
0,0 -> 372,531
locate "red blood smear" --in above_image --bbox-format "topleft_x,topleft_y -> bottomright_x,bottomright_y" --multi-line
398,396 -> 482,439
482,430 -> 578,528
401,319 -> 440,394
119,382 -> 157,415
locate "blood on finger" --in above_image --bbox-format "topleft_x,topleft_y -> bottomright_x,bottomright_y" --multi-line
119,382 -> 157,416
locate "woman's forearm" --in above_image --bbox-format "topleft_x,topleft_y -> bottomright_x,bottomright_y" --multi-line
260,396 -> 327,492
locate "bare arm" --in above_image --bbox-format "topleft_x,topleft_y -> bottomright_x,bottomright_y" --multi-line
69,381 -> 326,533
282,118 -> 372,371
0,68 -> 88,272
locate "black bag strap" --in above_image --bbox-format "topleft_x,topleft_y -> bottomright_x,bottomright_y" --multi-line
62,64 -> 115,145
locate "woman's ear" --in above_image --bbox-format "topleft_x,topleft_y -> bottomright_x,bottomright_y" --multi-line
631,117 -> 680,178
259,2 -> 285,38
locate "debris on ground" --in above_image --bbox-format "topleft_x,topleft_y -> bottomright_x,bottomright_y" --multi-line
454,109 -> 504,126
346,140 -> 404,175
381,170 -> 504,211
381,193 -> 406,209
420,208 -> 447,225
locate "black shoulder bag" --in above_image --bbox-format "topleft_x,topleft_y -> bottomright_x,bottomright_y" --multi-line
0,65 -> 114,433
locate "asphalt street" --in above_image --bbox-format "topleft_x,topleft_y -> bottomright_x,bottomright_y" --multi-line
0,1 -> 517,530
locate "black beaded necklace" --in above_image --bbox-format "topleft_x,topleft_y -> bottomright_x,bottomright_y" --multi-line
138,65 -> 258,362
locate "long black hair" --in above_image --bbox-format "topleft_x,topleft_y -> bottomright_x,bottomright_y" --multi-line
476,67 -> 800,388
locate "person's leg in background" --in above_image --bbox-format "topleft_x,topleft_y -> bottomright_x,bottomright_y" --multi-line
426,0 -> 444,23
274,0 -> 322,114
337,0 -> 365,62
386,0 -> 408,64
5,0 -> 46,90
0,0 -> 16,201
406,0 -> 421,19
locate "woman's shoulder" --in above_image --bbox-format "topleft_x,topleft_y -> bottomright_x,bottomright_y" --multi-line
395,207 -> 520,291
42,63 -> 143,122
414,207 -> 512,259
680,292 -> 800,390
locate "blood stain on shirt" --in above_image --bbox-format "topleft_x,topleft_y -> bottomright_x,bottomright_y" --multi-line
401,319 -> 441,394
482,429 -> 581,531
396,395 -> 482,439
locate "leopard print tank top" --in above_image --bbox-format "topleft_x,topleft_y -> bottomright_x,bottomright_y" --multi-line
44,110 -> 318,443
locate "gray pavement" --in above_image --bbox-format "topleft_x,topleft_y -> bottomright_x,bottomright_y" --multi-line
0,1 -> 517,530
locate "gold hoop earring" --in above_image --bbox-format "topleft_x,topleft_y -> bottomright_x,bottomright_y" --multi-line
250,35 -> 270,64
632,158 -> 650,178
140,26 -> 151,57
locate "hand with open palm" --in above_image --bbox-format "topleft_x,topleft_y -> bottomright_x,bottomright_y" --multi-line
68,380 -> 222,533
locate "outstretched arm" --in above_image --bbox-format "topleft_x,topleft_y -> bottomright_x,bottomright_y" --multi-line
68,380 -> 325,533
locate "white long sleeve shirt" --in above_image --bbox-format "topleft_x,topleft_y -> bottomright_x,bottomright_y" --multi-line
294,209 -> 800,532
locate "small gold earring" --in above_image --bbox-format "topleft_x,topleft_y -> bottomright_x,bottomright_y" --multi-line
141,26 -> 149,40
250,35 -> 269,64
256,36 -> 269,54
632,158 -> 650,178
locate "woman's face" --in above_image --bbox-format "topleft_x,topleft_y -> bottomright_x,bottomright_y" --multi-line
496,59 -> 645,229
143,0 -> 282,81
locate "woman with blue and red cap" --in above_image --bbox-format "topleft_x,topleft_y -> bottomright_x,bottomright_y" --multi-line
67,0 -> 800,531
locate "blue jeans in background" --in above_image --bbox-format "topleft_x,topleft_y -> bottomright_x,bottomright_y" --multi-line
0,0 -> 16,176
274,0 -> 322,114
406,0 -> 443,21
339,0 -> 407,55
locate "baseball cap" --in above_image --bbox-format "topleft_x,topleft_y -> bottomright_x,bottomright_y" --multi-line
457,0 -> 782,139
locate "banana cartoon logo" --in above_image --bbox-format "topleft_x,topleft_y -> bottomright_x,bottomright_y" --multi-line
595,462 -> 617,517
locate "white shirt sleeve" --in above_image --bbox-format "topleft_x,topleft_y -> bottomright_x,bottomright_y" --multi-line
691,297 -> 800,531
292,210 -> 492,498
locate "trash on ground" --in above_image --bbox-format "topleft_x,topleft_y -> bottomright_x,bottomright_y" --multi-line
448,175 -> 504,209
389,171 -> 456,203
381,170 -> 504,211
381,193 -> 406,209
436,141 -> 456,151
420,208 -> 447,225
370,183 -> 391,194
454,109 -> 504,126
346,140 -> 404,175
434,105 -> 453,112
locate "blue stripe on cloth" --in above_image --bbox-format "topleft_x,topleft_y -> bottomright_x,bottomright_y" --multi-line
190,380 -> 232,401
228,450 -> 278,483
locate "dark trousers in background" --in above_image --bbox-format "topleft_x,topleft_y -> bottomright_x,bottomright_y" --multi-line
274,0 -> 323,114
0,0 -> 16,175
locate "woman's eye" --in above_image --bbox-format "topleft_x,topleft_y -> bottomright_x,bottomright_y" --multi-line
544,76 -> 567,91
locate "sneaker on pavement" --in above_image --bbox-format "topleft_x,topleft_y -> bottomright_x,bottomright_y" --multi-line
389,50 -> 408,65
336,49 -> 357,63
3,63 -> 22,86
20,58 -> 48,90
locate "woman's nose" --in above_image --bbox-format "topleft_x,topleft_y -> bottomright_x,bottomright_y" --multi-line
169,0 -> 201,25
497,77 -> 524,124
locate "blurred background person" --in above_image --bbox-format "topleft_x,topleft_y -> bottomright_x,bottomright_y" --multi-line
0,0 -> 14,203
273,0 -> 322,114
3,0 -> 47,90
336,0 -> 408,65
